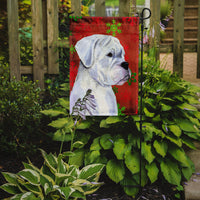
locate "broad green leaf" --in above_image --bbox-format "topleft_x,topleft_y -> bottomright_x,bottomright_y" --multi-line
86,150 -> 101,164
144,107 -> 155,118
49,117 -> 74,129
105,116 -> 123,124
23,183 -> 41,195
62,151 -> 75,157
20,192 -> 37,200
177,103 -> 197,111
53,130 -> 71,141
184,132 -> 200,140
182,136 -> 196,150
113,138 -> 127,160
100,134 -> 113,150
41,150 -> 57,173
168,125 -> 182,137
120,177 -> 139,197
145,162 -> 159,183
99,119 -> 109,128
69,149 -> 85,167
142,142 -> 155,164
79,164 -> 104,181
10,193 -> 23,200
165,135 -> 182,147
2,172 -> 18,184
182,158 -> 195,180
40,109 -> 65,117
73,141 -> 84,149
160,159 -> 181,185
125,151 -> 140,174
168,147 -> 190,167
106,160 -> 125,183
0,183 -> 20,194
76,120 -> 92,129
90,137 -> 101,151
153,140 -> 168,157
58,98 -> 69,109
167,82 -> 185,93
54,186 -> 75,199
18,169 -> 40,185
40,174 -> 53,195
160,103 -> 172,111
175,118 -> 199,133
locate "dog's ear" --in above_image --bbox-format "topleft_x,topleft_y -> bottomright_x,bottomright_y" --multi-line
75,35 -> 99,68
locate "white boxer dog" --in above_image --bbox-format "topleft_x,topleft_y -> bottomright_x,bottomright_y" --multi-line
70,34 -> 131,116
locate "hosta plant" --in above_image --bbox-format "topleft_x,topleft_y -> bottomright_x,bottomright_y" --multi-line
0,149 -> 104,199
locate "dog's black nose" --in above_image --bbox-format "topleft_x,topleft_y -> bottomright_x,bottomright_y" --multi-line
121,62 -> 129,70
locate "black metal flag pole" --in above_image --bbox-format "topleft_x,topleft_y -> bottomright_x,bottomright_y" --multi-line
139,8 -> 151,189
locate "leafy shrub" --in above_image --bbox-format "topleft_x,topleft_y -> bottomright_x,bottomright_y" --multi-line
0,149 -> 104,199
40,50 -> 200,198
0,64 -> 42,155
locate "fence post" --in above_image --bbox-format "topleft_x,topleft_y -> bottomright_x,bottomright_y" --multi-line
7,0 -> 21,81
173,0 -> 185,77
119,0 -> 130,16
47,0 -> 59,74
149,0 -> 160,61
71,0 -> 81,16
197,0 -> 200,78
95,0 -> 106,16
32,0 -> 45,89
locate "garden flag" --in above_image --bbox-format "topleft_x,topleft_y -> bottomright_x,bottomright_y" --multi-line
70,17 -> 139,116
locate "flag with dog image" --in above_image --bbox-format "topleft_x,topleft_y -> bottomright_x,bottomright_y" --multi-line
70,17 -> 139,116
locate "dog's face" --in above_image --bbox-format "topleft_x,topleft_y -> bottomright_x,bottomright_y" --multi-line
75,34 -> 131,86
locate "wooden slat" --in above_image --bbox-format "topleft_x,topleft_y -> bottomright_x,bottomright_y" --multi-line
173,0 -> 185,77
7,0 -> 21,80
71,0 -> 81,16
197,0 -> 200,78
47,0 -> 59,74
149,0 -> 160,61
119,0 -> 130,17
32,0 -> 45,89
21,66 -> 47,74
95,0 -> 105,16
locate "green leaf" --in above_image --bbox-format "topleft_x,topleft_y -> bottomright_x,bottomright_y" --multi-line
153,140 -> 168,157
145,162 -> 159,183
20,192 -> 37,200
165,135 -> 182,147
9,193 -> 23,200
142,142 -> 155,164
79,164 -> 104,181
1,172 -> 18,184
182,136 -> 196,150
168,147 -> 190,167
54,186 -> 75,199
49,117 -> 74,129
144,107 -> 155,118
168,125 -> 182,137
182,158 -> 195,180
76,120 -> 92,130
160,159 -> 181,185
106,160 -> 125,183
53,130 -> 71,141
100,134 -> 113,150
58,98 -> 69,109
0,183 -> 20,194
90,137 -> 101,151
120,177 -> 139,197
18,169 -> 40,185
177,103 -> 197,111
73,141 -> 84,149
175,118 -> 199,132
105,116 -> 123,124
125,151 -> 140,174
69,149 -> 85,167
99,119 -> 109,128
41,109 -> 65,117
113,138 -> 129,160
23,182 -> 41,195
160,103 -> 172,111
85,150 -> 101,164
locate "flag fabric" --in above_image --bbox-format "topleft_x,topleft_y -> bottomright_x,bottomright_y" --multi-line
70,17 -> 139,116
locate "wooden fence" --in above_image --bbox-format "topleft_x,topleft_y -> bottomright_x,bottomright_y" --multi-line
7,0 -> 200,88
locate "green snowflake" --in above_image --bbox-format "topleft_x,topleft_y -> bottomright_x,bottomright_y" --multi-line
127,72 -> 137,85
70,44 -> 76,54
106,19 -> 122,37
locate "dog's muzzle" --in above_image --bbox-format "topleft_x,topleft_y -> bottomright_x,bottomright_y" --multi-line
121,62 -> 129,70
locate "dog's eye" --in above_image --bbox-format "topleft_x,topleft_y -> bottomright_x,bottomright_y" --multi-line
107,52 -> 113,57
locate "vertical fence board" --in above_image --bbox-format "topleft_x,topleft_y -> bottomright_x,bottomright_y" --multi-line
32,0 -> 44,88
95,0 -> 106,16
119,0 -> 130,17
7,0 -> 21,80
197,0 -> 200,78
149,0 -> 160,61
71,0 -> 81,16
173,0 -> 185,77
47,0 -> 59,74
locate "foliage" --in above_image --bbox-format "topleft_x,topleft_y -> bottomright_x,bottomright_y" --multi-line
0,149 -> 104,199
40,48 -> 200,198
0,64 -> 42,155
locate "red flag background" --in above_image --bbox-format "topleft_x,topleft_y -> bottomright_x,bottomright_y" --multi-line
70,17 -> 139,115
